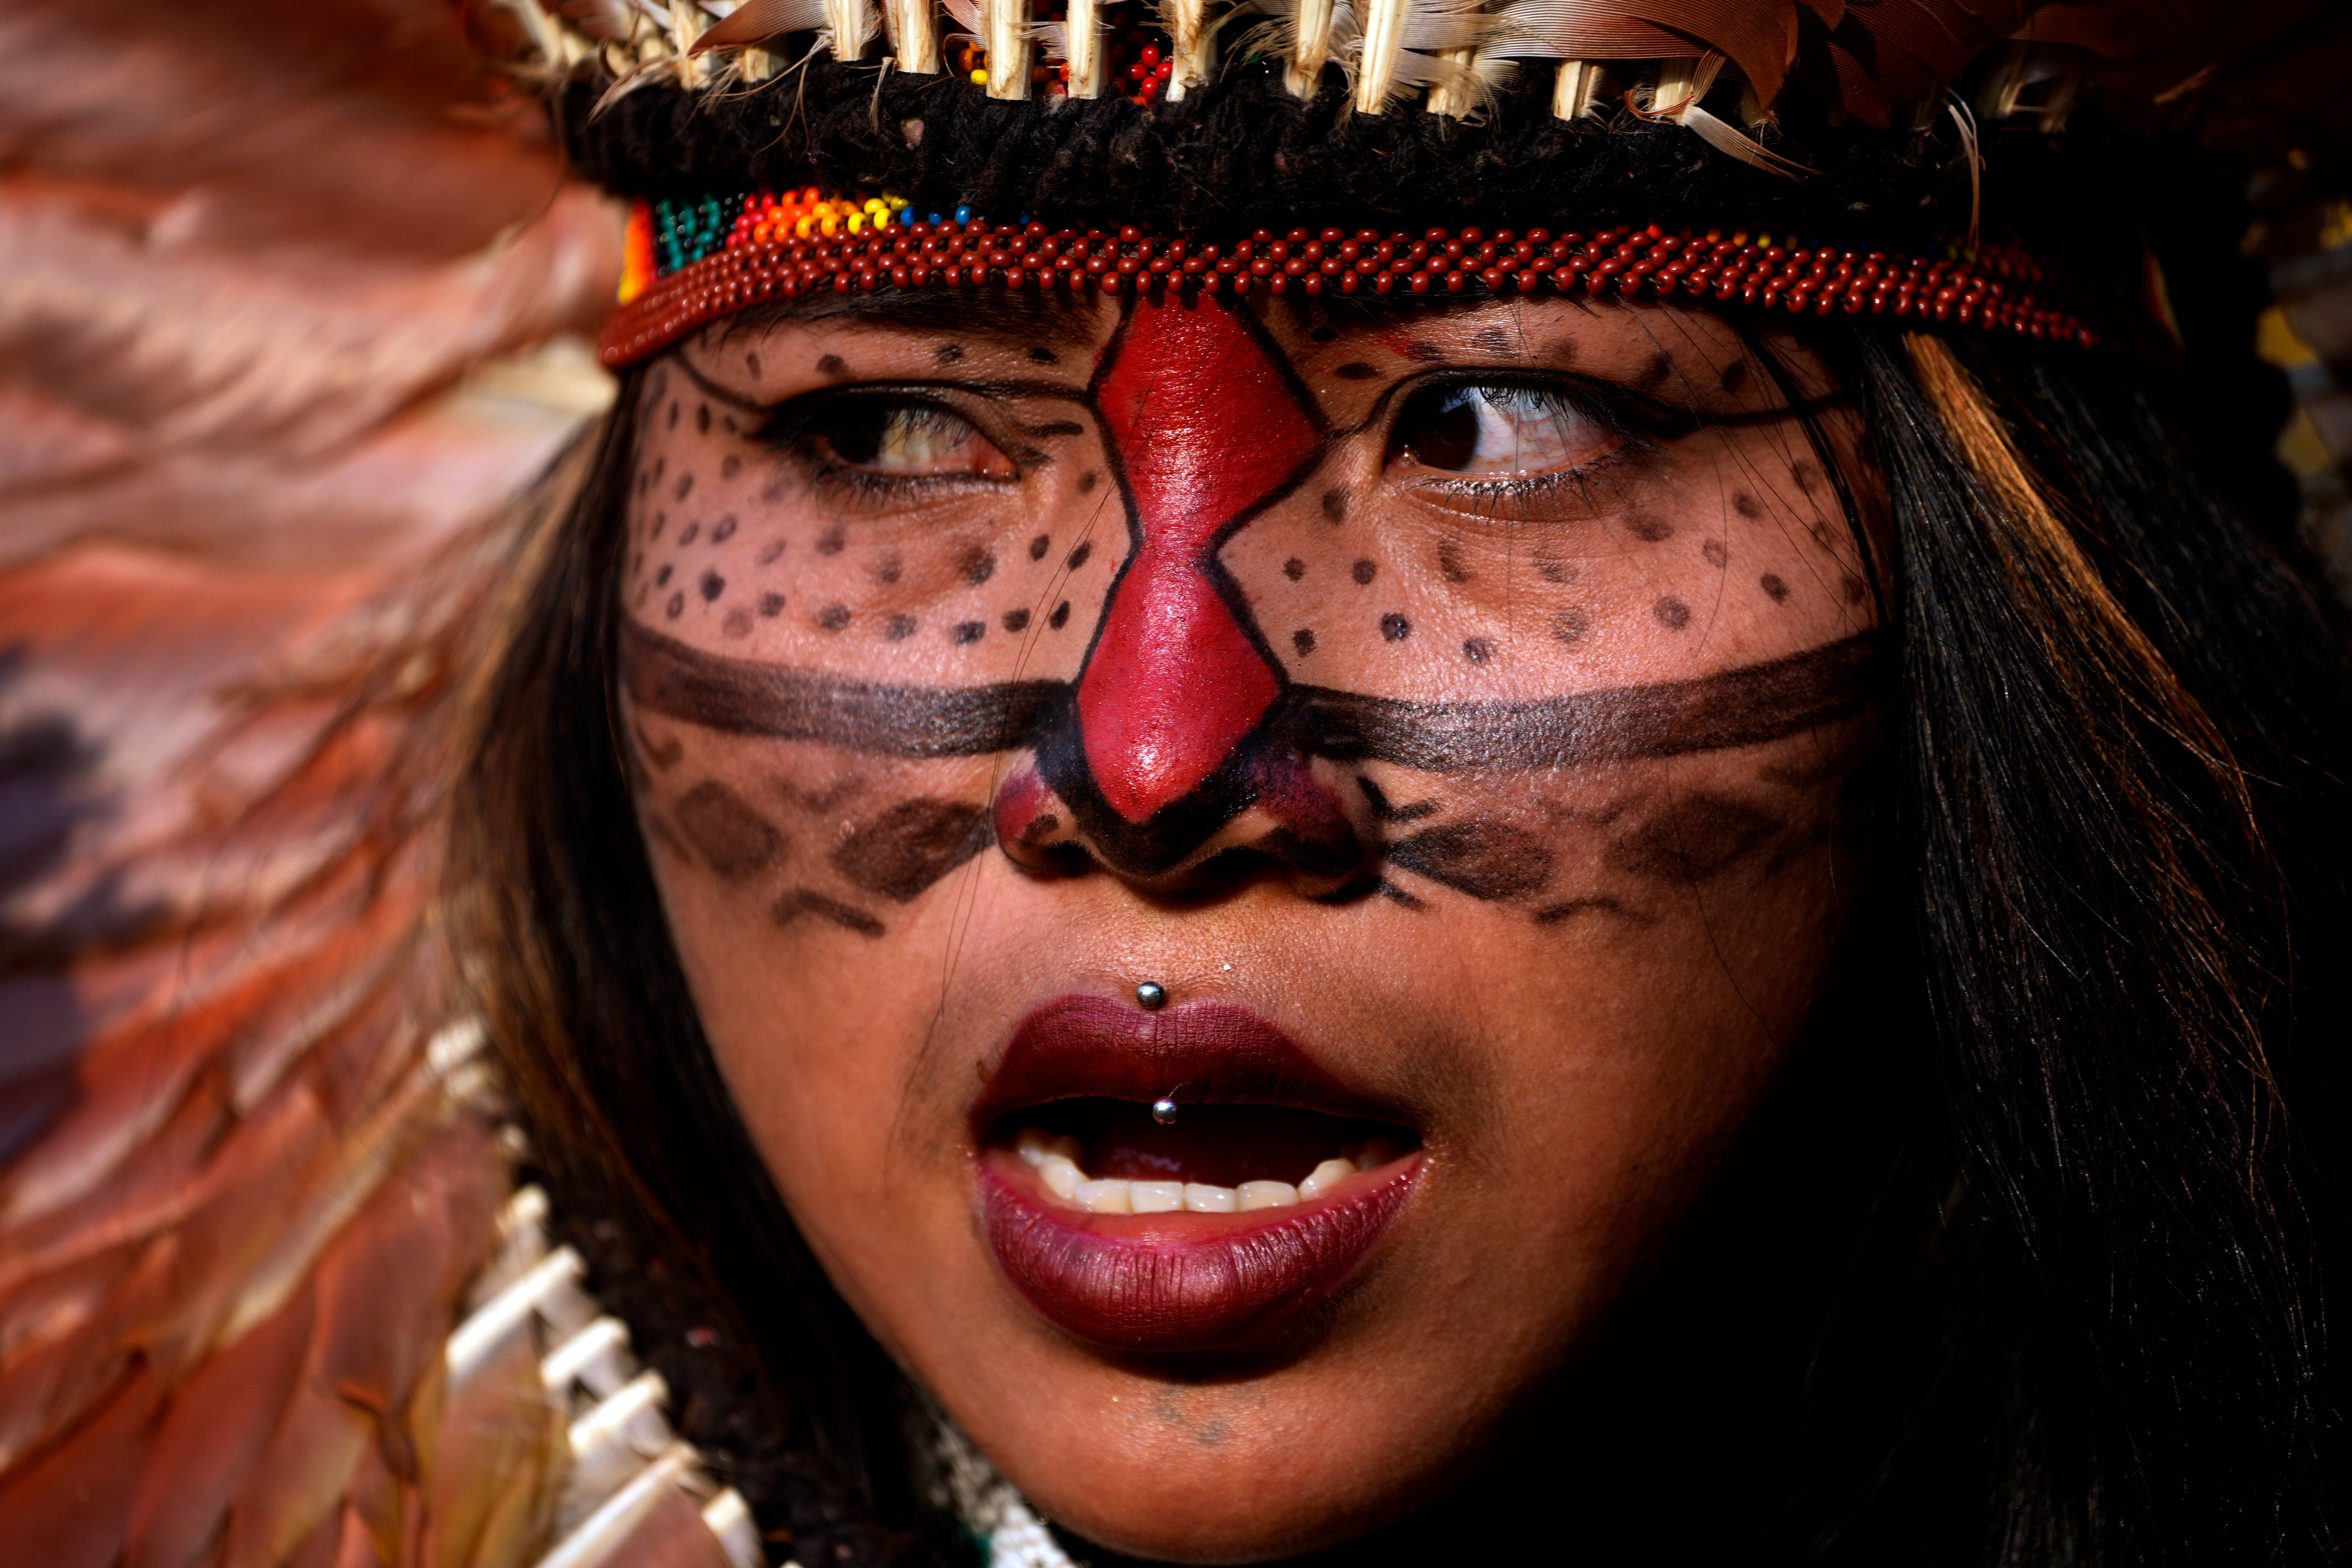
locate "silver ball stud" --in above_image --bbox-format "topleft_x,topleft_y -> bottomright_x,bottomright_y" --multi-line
1151,1098 -> 1179,1125
1135,981 -> 1168,1011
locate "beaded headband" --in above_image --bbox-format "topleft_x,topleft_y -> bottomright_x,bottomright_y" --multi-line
599,185 -> 2097,368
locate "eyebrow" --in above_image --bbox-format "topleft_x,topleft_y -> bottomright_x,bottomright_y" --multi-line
712,289 -> 1107,356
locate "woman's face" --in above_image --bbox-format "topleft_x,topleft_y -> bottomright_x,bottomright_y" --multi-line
619,289 -> 1878,1561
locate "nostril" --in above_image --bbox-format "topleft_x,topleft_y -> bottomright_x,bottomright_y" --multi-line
993,763 -> 1093,878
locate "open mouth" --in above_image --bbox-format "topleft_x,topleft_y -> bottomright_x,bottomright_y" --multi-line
974,995 -> 1424,1353
993,1105 -> 1414,1214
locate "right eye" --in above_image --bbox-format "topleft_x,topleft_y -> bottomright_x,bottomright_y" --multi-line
781,396 -> 1018,481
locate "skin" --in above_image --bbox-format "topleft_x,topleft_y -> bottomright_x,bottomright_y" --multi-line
619,289 -> 1881,1562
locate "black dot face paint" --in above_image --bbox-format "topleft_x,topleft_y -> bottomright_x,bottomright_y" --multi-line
701,571 -> 726,602
819,604 -> 852,632
1462,637 -> 1493,665
1003,609 -> 1031,632
1702,540 -> 1728,567
1761,573 -> 1790,602
1380,613 -> 1412,642
1352,560 -> 1377,586
1655,597 -> 1692,630
1050,601 -> 1071,629
1624,512 -> 1673,543
1293,629 -> 1317,656
818,353 -> 848,374
1284,558 -> 1306,582
885,614 -> 919,641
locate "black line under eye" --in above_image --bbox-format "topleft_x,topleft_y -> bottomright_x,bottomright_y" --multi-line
1387,381 -> 1618,478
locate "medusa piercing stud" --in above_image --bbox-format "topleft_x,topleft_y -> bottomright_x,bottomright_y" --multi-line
1135,981 -> 1168,1010
1152,1097 -> 1179,1126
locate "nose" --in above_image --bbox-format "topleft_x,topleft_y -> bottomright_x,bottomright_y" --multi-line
1076,293 -> 1322,820
1000,293 -> 1372,886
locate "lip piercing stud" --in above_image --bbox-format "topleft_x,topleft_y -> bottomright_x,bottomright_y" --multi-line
1152,1097 -> 1180,1125
1135,981 -> 1168,1011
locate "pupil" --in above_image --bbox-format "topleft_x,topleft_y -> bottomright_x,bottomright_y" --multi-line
827,408 -> 885,465
1400,387 -> 1483,471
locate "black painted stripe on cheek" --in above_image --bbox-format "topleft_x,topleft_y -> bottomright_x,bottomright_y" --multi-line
623,619 -> 1064,756
623,619 -> 1881,771
1281,634 -> 1881,772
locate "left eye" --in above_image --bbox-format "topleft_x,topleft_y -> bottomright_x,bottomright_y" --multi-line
1386,383 -> 1616,478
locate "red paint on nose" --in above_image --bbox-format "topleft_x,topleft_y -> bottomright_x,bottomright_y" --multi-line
1078,297 -> 1323,823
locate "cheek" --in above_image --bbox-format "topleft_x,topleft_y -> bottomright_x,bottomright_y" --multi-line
1221,447 -> 1871,702
621,711 -> 1026,1288
621,401 -> 1113,686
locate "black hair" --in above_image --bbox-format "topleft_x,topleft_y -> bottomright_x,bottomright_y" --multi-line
451,232 -> 2350,1564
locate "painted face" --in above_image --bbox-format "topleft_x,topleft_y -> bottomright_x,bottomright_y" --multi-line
620,289 -> 1880,1561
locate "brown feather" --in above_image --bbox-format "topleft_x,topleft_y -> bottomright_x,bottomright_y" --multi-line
691,0 -> 835,52
121,1283 -> 318,1568
0,1361 -> 165,1568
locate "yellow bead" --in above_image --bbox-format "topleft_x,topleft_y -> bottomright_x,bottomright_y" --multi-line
971,67 -> 988,84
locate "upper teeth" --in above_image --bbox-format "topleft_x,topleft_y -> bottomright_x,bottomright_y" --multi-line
1014,1127 -> 1401,1215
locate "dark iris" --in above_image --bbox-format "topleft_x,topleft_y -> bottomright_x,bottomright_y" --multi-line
1389,385 -> 1483,470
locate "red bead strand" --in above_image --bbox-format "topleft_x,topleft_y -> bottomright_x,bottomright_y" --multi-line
599,213 -> 2096,367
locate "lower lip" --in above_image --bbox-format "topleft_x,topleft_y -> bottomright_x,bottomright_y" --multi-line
979,1154 -> 1420,1352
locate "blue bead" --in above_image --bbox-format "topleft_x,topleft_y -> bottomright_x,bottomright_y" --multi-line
953,204 -> 973,225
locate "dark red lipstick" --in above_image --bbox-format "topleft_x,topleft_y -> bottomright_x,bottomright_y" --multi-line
975,995 -> 1422,1353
